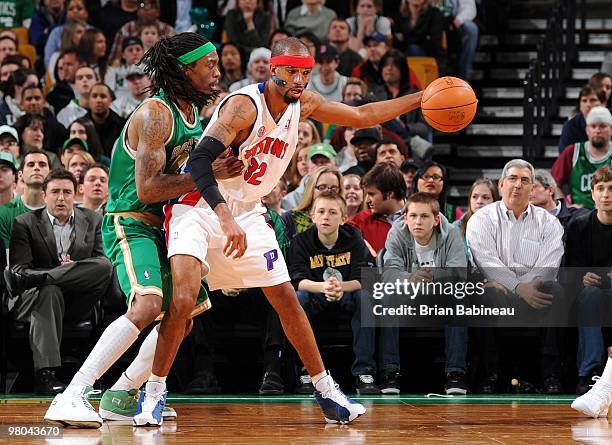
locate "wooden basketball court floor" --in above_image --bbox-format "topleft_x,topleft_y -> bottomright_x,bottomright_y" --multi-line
0,394 -> 608,444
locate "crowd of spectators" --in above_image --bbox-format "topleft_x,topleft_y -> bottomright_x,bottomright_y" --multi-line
0,0 -> 610,398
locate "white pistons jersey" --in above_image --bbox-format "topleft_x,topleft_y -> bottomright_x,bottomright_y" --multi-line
166,82 -> 295,289
201,82 -> 300,206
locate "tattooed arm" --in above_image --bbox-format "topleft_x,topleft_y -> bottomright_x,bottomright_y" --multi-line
203,94 -> 257,147
299,89 -> 424,128
133,101 -> 196,204
133,101 -> 245,204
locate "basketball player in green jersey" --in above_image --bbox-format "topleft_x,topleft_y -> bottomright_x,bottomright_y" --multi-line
44,33 -> 243,428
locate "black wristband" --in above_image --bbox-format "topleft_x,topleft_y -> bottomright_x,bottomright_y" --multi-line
187,136 -> 228,210
201,185 -> 225,210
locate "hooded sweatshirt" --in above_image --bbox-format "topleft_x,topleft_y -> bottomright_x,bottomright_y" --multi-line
287,223 -> 371,290
382,213 -> 467,282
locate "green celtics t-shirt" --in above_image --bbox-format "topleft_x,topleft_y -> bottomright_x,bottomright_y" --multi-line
569,142 -> 612,209
0,195 -> 40,247
106,90 -> 202,217
0,0 -> 34,28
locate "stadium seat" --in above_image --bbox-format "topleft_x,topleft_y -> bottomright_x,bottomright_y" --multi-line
0,269 -> 103,393
43,70 -> 54,96
10,27 -> 29,45
17,44 -> 36,67
407,57 -> 439,89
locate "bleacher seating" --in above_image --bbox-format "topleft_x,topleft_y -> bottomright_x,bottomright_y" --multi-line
407,56 -> 439,89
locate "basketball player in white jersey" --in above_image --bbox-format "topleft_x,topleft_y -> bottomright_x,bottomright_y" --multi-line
134,37 -> 424,426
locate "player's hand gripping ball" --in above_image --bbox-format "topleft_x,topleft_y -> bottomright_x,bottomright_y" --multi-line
421,76 -> 478,133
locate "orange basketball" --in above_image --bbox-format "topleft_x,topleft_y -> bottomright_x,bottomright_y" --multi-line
421,76 -> 478,133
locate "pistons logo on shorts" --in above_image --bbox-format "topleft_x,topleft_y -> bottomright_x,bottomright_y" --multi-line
257,126 -> 266,137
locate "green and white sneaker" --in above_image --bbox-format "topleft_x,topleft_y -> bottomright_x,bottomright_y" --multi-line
99,389 -> 177,421
162,406 -> 177,420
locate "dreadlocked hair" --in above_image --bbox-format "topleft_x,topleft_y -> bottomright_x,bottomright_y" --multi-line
141,33 -> 219,109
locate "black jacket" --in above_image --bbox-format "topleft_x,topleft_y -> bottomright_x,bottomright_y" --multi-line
88,110 -> 126,158
46,80 -> 75,113
558,113 -> 587,153
564,210 -> 611,267
336,47 -> 363,78
223,9 -> 272,54
555,199 -> 589,234
42,108 -> 69,154
393,7 -> 446,71
351,60 -> 384,92
93,3 -> 137,50
563,210 -> 612,293
286,224 -> 370,289
10,207 -> 104,280
375,86 -> 430,140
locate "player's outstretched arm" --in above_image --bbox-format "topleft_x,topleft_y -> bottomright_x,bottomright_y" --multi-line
133,101 -> 197,204
300,89 -> 424,128
187,95 -> 257,258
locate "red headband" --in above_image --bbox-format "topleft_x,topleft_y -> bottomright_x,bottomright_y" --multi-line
269,55 -> 315,68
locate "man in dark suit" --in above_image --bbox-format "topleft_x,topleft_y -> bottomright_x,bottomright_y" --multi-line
8,169 -> 113,395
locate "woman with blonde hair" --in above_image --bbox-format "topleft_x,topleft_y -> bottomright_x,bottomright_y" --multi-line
282,166 -> 343,240
44,0 -> 90,68
298,119 -> 321,149
284,145 -> 310,192
46,20 -> 87,83
452,178 -> 499,261
342,173 -> 366,218
283,119 -> 322,191
64,150 -> 95,203
64,149 -> 95,182
454,178 -> 498,237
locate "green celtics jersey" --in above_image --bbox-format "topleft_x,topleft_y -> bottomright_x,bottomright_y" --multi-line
570,141 -> 612,209
105,90 -> 202,216
0,196 -> 39,247
0,0 -> 34,29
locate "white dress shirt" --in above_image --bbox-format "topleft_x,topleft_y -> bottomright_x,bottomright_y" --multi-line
466,200 -> 564,292
47,209 -> 75,262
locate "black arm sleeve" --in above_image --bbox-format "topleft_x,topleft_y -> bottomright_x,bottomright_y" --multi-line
187,136 -> 228,210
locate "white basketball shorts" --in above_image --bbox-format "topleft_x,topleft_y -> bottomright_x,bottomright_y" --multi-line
165,203 -> 290,291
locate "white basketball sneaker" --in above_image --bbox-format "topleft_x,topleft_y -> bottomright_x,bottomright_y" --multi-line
314,374 -> 366,424
572,377 -> 612,418
133,384 -> 167,427
44,386 -> 103,428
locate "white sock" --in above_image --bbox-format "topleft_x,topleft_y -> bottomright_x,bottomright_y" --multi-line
602,357 -> 612,384
68,316 -> 140,390
312,371 -> 331,392
111,325 -> 159,391
111,372 -> 138,392
150,373 -> 167,383
146,376 -> 166,395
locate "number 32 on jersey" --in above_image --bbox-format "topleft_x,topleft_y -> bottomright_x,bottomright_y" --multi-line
244,158 -> 267,185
